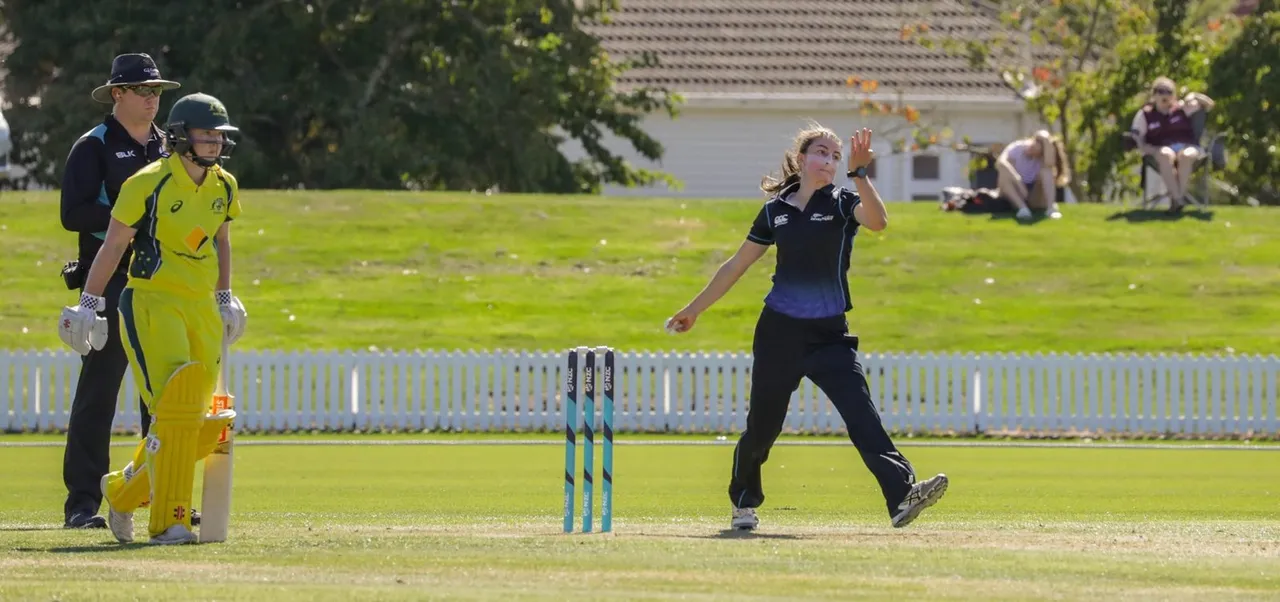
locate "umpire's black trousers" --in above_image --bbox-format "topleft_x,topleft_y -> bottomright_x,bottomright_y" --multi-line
62,271 -> 150,520
729,306 -> 916,517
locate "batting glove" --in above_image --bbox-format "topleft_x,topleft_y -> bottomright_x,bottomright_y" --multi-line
58,292 -> 109,356
217,290 -> 247,345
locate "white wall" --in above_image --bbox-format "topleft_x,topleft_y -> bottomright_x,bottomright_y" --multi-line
562,105 -> 1032,201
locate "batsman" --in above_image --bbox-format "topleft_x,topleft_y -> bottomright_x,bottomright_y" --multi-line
57,92 -> 247,545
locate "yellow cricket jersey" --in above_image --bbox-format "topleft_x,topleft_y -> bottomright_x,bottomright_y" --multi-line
111,154 -> 242,298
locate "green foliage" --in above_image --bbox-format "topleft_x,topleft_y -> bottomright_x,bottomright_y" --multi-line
849,0 -> 1249,203
848,0 -> 1147,201
1078,0 -> 1195,203
1207,3 -> 1280,204
0,0 -> 679,193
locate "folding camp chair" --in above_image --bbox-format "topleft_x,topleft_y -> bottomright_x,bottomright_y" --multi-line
1123,110 -> 1227,209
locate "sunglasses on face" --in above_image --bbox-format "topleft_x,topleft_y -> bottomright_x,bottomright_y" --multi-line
123,85 -> 165,98
1152,87 -> 1174,96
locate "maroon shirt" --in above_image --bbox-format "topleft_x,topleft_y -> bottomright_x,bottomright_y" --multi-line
1139,103 -> 1197,147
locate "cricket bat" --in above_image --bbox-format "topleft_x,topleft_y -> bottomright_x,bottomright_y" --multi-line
200,338 -> 235,543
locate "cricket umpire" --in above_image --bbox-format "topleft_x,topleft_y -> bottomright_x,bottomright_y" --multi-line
59,53 -> 179,529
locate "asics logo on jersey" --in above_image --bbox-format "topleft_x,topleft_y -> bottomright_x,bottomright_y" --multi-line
170,200 -> 184,213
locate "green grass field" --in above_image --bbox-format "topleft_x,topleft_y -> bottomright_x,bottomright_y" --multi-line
2,438 -> 1278,600
2,191 -> 1278,354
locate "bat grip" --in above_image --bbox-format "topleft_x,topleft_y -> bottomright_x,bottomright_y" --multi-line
217,337 -> 230,396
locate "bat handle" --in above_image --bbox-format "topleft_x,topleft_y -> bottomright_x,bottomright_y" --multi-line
218,336 -> 230,395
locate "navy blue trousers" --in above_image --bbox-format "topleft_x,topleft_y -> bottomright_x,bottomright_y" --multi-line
62,271 -> 151,520
729,306 -> 915,517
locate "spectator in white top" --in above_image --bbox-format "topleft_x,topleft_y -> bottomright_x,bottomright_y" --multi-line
996,130 -> 1071,221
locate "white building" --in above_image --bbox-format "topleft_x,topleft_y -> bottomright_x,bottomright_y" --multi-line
575,0 -> 1039,201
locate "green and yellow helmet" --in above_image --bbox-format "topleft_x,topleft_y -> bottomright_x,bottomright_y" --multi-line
165,92 -> 238,168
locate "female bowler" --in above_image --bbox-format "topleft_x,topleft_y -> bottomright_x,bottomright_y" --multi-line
58,92 -> 248,545
665,124 -> 949,531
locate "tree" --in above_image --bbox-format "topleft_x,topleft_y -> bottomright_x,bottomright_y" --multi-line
840,0 -> 1144,202
0,0 -> 679,193
1207,0 -> 1280,204
846,0 -> 1240,203
1073,0 -> 1215,203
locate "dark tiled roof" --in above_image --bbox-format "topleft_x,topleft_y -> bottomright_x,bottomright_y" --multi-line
588,0 -> 1016,98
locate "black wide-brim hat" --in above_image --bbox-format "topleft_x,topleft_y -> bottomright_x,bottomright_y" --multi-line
91,53 -> 181,104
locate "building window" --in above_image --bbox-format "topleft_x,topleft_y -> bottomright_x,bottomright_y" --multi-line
912,155 -> 940,180
912,194 -> 938,202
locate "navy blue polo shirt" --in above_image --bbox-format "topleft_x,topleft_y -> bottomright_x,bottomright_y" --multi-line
60,115 -> 166,268
747,183 -> 862,319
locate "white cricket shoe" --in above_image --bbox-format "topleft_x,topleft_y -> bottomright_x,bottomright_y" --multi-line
731,507 -> 759,531
100,473 -> 134,544
1015,207 -> 1033,221
149,524 -> 198,545
891,473 -> 949,528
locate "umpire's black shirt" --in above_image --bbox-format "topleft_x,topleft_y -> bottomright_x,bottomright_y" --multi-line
747,182 -> 863,319
60,115 -> 166,270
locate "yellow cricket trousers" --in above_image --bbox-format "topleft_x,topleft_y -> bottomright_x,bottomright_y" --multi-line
104,286 -> 223,537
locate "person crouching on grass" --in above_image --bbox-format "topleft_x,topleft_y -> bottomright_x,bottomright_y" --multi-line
665,123 -> 949,531
996,130 -> 1071,221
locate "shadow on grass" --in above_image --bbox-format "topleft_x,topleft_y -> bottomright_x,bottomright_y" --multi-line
987,212 -> 1054,225
1106,208 -> 1215,223
958,211 -> 1053,225
959,207 -> 1217,225
13,542 -> 148,553
706,529 -> 803,540
624,529 -> 804,540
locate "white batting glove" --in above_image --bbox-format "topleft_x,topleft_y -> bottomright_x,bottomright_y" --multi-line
57,292 -> 109,356
216,290 -> 247,345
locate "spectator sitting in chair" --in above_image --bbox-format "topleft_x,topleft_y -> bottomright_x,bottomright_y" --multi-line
996,130 -> 1070,221
1130,76 -> 1215,212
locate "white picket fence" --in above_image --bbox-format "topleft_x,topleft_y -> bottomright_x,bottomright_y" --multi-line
2,349 -> 1278,437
